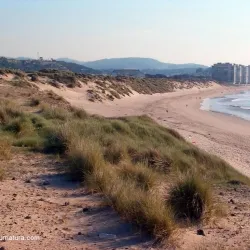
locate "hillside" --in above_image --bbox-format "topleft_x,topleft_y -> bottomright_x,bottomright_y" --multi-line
0,68 -> 214,103
3,57 -> 208,77
0,57 -> 100,74
82,57 -> 208,70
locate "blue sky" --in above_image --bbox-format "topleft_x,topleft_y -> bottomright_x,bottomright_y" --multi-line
1,0 -> 250,65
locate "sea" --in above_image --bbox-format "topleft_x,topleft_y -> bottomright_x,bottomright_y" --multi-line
201,91 -> 250,121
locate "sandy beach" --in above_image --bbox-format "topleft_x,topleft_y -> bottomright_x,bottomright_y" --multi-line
70,83 -> 250,178
37,81 -> 250,176
2,77 -> 250,249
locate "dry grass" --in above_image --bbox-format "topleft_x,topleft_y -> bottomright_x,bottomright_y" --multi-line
117,161 -> 161,190
29,98 -> 40,107
0,99 -> 23,125
86,159 -> 174,238
168,176 -> 212,222
38,70 -> 80,88
0,97 -> 248,239
0,137 -> 12,160
40,104 -> 71,120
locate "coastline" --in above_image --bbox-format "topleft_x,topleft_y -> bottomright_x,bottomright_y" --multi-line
145,85 -> 250,177
79,84 -> 250,177
44,81 -> 250,177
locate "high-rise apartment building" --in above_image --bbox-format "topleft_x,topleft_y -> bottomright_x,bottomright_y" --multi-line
212,63 -> 250,84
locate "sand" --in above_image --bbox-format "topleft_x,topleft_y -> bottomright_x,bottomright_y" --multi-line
57,82 -> 250,177
2,79 -> 250,249
36,81 -> 250,176
31,81 -> 250,249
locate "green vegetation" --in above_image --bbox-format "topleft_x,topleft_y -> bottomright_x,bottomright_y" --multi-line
37,69 -> 80,88
168,176 -> 212,221
0,136 -> 12,160
0,98 -> 248,239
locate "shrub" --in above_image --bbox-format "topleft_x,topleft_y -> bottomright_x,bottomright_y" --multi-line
67,140 -> 105,181
14,136 -> 43,148
70,107 -> 88,119
130,148 -> 171,173
30,74 -> 38,82
0,137 -> 12,160
42,126 -> 69,154
40,104 -> 70,120
118,161 -> 161,190
10,80 -> 33,88
110,90 -> 120,99
0,168 -> 4,181
104,142 -> 126,164
30,115 -> 50,129
111,120 -> 131,134
29,98 -> 40,107
0,99 -> 23,124
4,117 -> 35,137
168,176 -> 212,221
86,165 -> 174,238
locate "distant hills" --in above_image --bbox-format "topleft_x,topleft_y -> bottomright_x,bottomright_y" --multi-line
81,57 -> 208,71
1,56 -> 208,76
0,57 -> 100,74
56,57 -> 208,76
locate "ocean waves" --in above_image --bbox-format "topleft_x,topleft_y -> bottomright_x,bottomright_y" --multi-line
200,91 -> 250,121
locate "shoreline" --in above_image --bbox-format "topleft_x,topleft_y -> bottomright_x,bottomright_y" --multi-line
41,81 -> 250,178
79,84 -> 250,177
148,85 -> 250,177
201,91 -> 250,122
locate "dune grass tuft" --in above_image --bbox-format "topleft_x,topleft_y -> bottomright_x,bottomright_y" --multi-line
0,137 -> 12,160
29,98 -> 40,107
168,176 -> 212,222
67,140 -> 105,181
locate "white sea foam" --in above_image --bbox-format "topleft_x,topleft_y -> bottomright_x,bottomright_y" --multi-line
200,91 -> 250,121
240,106 -> 250,110
200,98 -> 210,111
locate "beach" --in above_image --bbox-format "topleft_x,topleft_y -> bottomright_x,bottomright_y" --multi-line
37,80 -> 250,176
74,83 -> 250,178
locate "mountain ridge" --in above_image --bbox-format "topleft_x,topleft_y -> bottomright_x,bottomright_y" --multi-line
63,57 -> 207,70
0,57 -> 100,74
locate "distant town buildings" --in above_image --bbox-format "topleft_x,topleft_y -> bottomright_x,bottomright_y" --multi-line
212,63 -> 250,84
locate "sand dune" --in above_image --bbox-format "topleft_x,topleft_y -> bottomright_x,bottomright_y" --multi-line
37,81 -> 250,177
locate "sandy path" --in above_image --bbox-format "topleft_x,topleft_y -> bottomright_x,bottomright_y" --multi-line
0,152 -> 151,250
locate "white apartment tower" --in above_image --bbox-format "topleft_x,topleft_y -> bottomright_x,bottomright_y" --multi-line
212,63 -> 250,84
234,64 -> 240,84
240,65 -> 246,84
233,64 -> 250,84
246,66 -> 250,84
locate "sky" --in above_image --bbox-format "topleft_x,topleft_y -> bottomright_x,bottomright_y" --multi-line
1,0 -> 250,66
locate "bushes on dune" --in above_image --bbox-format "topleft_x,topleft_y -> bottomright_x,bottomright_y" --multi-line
13,136 -> 44,148
84,152 -> 174,238
117,161 -> 161,191
29,98 -> 40,107
0,99 -> 23,124
0,101 -> 249,239
67,140 -> 104,181
0,136 -> 12,160
40,104 -> 71,121
168,176 -> 212,221
4,117 -> 35,137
